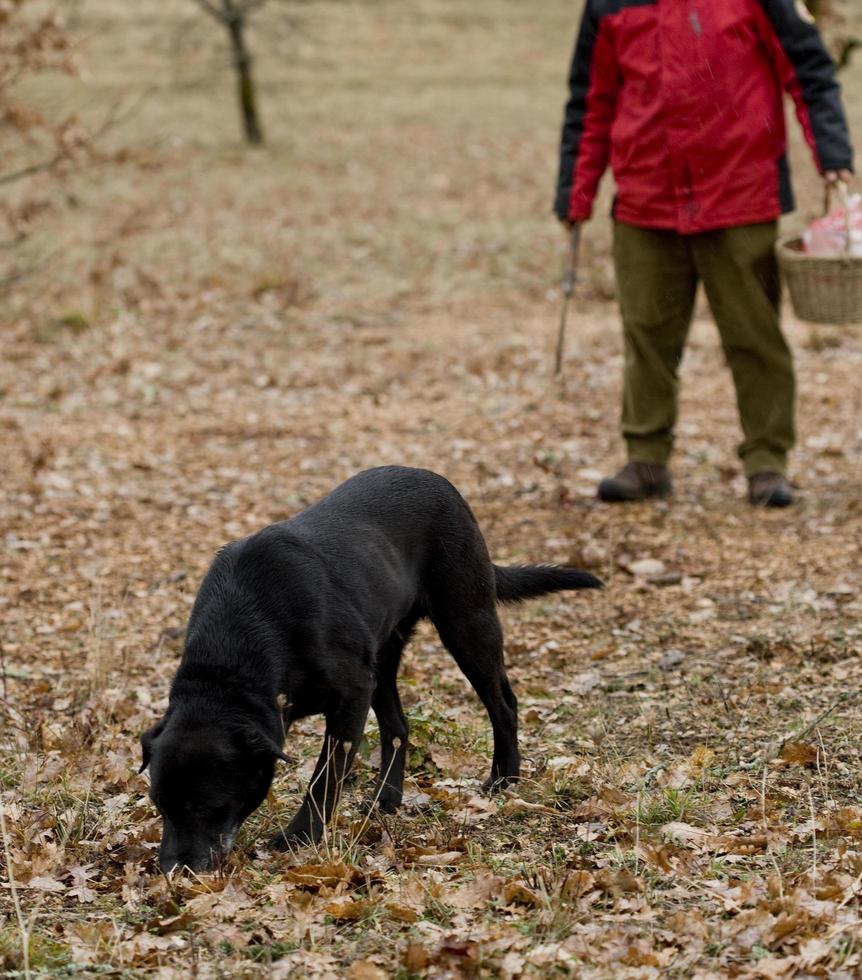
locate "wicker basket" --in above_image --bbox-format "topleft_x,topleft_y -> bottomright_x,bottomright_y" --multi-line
776,185 -> 862,325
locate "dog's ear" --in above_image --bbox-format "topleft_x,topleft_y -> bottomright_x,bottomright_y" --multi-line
243,727 -> 294,765
258,734 -> 294,765
139,718 -> 167,773
268,742 -> 294,764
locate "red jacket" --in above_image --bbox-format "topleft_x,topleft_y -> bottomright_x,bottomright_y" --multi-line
555,0 -> 854,233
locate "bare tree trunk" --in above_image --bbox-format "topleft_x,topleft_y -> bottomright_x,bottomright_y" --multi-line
836,38 -> 861,72
226,12 -> 263,145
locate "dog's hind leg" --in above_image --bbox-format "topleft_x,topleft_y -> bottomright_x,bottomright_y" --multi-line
368,615 -> 419,813
432,604 -> 520,792
270,689 -> 372,849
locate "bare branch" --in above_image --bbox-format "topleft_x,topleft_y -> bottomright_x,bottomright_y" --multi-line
92,86 -> 153,138
837,37 -> 861,72
0,155 -> 66,189
191,0 -> 227,23
0,89 -> 148,188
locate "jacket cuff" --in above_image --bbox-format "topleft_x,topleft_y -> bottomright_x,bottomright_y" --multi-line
568,192 -> 593,222
554,186 -> 594,222
553,186 -> 571,221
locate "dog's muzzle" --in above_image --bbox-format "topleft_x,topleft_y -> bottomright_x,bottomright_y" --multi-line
159,827 -> 238,874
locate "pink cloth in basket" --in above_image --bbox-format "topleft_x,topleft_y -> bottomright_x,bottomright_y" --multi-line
803,193 -> 862,257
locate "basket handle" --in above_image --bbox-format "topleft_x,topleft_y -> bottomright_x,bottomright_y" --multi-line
823,180 -> 854,256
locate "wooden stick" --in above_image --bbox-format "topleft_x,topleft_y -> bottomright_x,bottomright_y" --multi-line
554,224 -> 581,375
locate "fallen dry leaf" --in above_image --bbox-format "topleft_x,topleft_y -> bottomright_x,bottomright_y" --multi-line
285,862 -> 364,890
415,851 -> 464,867
502,881 -> 544,908
325,898 -> 371,921
661,821 -> 712,847
25,875 -> 66,893
595,867 -> 643,895
780,742 -> 819,766
404,943 -> 431,972
347,959 -> 387,979
385,901 -> 418,923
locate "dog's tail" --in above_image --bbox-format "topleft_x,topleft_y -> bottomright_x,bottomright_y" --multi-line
493,564 -> 603,604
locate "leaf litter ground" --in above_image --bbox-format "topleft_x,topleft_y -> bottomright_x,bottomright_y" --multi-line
2,286 -> 861,977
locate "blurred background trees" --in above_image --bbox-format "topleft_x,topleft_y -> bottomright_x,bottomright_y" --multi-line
806,0 -> 860,71
192,0 -> 268,145
190,0 -> 318,145
0,1 -> 83,283
0,0 -> 859,333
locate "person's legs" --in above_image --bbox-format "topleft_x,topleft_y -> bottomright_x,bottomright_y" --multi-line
613,222 -> 699,466
691,222 -> 795,480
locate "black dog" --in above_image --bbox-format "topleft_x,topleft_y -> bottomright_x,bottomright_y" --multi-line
140,466 -> 601,871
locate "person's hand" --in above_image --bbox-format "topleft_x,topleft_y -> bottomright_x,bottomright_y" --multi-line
824,169 -> 853,186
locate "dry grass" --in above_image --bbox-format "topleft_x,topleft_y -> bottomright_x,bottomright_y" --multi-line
1,0 -> 861,976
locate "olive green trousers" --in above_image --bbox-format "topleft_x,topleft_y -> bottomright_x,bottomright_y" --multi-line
613,221 -> 795,477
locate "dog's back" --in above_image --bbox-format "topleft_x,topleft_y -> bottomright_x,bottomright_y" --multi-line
220,466 -> 479,622
286,465 -> 473,559
188,465 -> 596,650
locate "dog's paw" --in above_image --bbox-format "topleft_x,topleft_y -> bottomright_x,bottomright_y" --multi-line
268,826 -> 315,851
359,791 -> 401,816
482,773 -> 518,794
268,830 -> 296,851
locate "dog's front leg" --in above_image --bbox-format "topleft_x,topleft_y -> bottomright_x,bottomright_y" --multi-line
270,693 -> 371,848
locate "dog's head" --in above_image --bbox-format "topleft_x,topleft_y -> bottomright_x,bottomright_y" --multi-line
140,715 -> 289,873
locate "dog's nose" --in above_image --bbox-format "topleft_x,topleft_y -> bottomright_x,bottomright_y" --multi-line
159,852 -> 215,874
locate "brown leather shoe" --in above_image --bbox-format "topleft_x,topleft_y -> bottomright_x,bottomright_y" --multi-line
748,472 -> 794,508
597,462 -> 672,503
